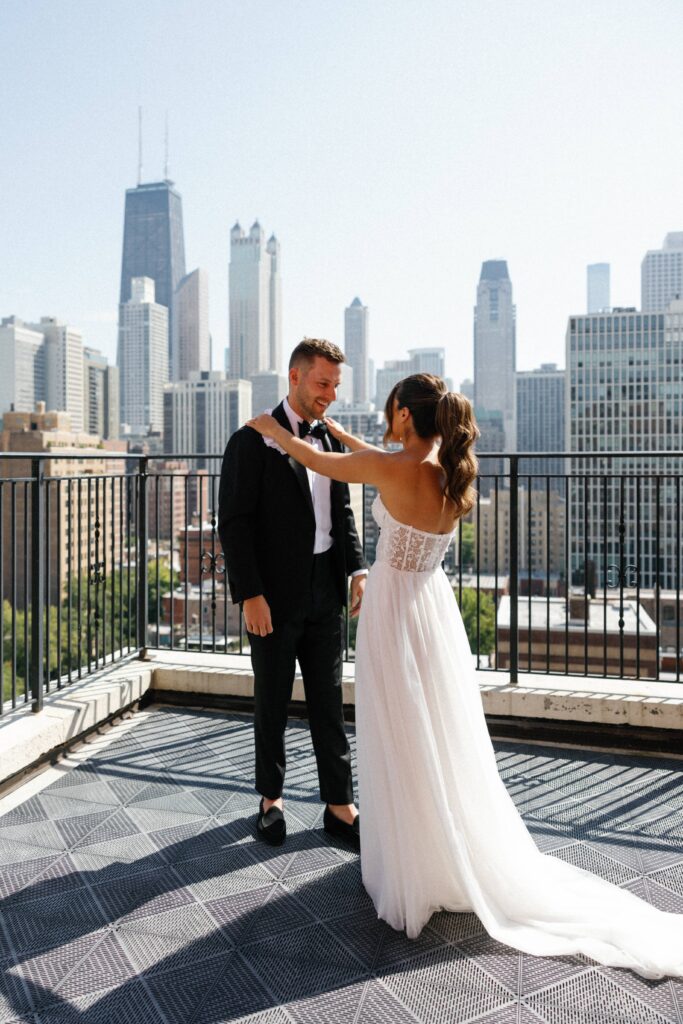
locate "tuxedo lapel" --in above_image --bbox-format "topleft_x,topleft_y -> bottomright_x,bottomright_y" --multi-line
272,402 -> 314,517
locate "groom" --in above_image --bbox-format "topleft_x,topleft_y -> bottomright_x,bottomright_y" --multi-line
218,338 -> 367,849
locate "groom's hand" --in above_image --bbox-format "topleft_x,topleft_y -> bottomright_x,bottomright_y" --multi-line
243,595 -> 273,636
350,575 -> 366,618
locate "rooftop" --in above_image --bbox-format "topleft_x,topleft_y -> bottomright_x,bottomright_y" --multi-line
1,705 -> 682,1023
497,595 -> 657,635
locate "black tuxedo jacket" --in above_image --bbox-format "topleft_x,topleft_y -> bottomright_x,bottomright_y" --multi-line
218,402 -> 366,626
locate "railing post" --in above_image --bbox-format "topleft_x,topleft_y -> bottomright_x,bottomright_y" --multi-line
509,454 -> 519,685
30,458 -> 45,712
137,457 -> 149,658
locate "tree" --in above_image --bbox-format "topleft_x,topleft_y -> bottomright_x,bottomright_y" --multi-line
458,521 -> 476,569
455,587 -> 496,656
147,558 -> 179,625
2,557 -> 178,705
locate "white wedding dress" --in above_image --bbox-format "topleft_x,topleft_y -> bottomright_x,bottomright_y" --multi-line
354,495 -> 683,979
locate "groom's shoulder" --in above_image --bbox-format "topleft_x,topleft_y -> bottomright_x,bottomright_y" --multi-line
224,424 -> 263,459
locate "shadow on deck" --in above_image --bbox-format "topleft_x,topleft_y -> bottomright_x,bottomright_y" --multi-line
0,706 -> 682,1023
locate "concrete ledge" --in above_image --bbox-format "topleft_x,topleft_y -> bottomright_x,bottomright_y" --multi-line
477,673 -> 683,730
149,650 -> 683,731
2,651 -> 682,789
151,651 -> 356,706
0,660 -> 152,788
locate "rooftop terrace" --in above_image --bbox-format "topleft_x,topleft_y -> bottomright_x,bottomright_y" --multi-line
1,705 -> 683,1024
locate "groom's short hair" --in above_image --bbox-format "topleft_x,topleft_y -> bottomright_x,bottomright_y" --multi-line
289,338 -> 345,371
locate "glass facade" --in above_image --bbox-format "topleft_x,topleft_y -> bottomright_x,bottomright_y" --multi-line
119,181 -> 186,358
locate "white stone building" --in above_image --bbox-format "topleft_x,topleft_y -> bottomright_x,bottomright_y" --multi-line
173,268 -> 210,382
118,277 -> 169,436
641,232 -> 683,313
229,222 -> 281,380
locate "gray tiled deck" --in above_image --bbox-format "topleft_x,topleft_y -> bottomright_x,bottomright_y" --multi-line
1,707 -> 682,1024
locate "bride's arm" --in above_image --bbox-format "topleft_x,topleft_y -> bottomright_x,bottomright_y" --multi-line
246,414 -> 392,485
324,416 -> 383,453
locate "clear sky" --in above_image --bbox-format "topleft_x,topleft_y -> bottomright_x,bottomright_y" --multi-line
1,0 -> 682,384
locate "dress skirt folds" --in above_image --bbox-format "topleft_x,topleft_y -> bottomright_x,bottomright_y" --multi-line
354,497 -> 683,979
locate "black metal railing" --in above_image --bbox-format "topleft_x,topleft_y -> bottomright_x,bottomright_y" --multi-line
1,450 -> 682,718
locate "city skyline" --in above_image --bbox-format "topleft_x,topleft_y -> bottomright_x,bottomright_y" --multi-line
3,2 -> 682,385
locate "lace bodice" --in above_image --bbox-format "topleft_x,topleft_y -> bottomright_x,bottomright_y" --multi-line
372,495 -> 454,573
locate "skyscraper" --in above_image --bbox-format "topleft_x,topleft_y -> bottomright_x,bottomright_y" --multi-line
567,303 -> 683,588
249,371 -> 288,417
229,221 -> 281,380
473,260 -> 516,451
27,317 -> 84,432
83,347 -> 119,440
119,180 -> 186,364
641,232 -> 683,312
408,348 -> 445,377
267,234 -> 282,375
587,263 -> 610,313
516,363 -> 565,482
173,268 -> 210,381
118,277 -> 168,436
344,297 -> 369,403
163,371 -> 252,470
0,317 -> 45,416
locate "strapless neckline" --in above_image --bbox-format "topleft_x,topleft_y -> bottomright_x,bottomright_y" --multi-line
374,495 -> 456,539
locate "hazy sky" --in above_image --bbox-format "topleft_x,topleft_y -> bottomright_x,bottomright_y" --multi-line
2,0 -> 682,384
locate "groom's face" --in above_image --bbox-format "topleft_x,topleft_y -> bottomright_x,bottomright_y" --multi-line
289,356 -> 342,422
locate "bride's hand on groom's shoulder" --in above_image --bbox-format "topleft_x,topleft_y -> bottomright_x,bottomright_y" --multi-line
247,414 -> 279,437
323,416 -> 346,442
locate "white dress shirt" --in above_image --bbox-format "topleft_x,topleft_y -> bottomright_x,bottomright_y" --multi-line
282,398 -> 367,577
283,397 -> 333,554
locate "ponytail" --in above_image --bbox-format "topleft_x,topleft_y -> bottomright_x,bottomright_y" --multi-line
382,374 -> 480,519
436,392 -> 479,518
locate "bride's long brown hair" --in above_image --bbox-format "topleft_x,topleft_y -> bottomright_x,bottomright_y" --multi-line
384,374 -> 480,518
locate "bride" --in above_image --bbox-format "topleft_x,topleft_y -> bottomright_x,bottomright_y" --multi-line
247,372 -> 683,980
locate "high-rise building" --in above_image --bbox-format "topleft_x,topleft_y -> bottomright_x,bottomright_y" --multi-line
471,486 -> 566,577
172,268 -> 210,381
118,277 -> 169,436
408,348 -> 445,377
249,371 -> 288,416
567,302 -> 683,588
163,371 -> 252,470
587,263 -> 610,313
267,234 -> 282,375
119,180 -> 186,365
84,347 -> 119,440
344,297 -> 369,403
641,232 -> 683,312
0,403 -> 125,604
473,410 -> 506,494
516,363 -> 565,481
229,221 -> 281,380
0,317 -> 45,416
374,359 -> 412,408
328,365 -> 354,410
459,378 -> 474,402
374,348 -> 446,408
27,317 -> 84,432
473,260 -> 516,451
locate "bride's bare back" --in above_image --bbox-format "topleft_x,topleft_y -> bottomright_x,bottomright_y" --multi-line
376,448 -> 458,536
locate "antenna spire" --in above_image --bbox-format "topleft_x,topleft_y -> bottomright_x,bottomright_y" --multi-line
137,106 -> 143,185
164,111 -> 169,180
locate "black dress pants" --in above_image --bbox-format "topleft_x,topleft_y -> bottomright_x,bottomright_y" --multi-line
249,548 -> 353,804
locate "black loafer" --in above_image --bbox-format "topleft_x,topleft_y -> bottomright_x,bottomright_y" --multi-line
323,805 -> 360,850
256,798 -> 286,846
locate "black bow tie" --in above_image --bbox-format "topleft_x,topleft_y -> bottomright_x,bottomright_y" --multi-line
298,420 -> 328,440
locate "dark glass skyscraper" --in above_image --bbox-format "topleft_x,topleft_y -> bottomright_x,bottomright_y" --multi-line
119,180 -> 186,363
